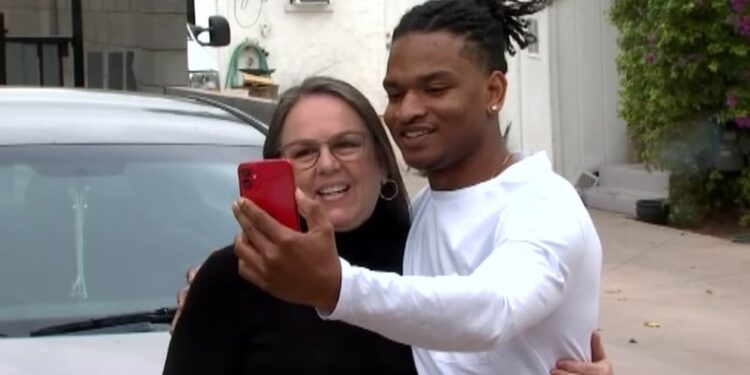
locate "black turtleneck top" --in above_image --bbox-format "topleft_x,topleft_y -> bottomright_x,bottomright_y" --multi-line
162,201 -> 417,375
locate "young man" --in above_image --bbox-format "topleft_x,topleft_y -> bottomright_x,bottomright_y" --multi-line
230,0 -> 606,373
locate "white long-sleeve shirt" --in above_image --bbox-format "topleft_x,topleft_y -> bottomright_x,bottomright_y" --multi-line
323,152 -> 602,374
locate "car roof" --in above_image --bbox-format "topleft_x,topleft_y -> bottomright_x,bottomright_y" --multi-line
0,88 -> 267,146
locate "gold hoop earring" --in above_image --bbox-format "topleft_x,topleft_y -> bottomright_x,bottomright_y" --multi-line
380,178 -> 399,201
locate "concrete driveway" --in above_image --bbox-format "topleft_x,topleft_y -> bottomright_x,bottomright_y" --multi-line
593,210 -> 750,375
399,170 -> 750,374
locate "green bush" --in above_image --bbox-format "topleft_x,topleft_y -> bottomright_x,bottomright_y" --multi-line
610,0 -> 750,227
668,174 -> 711,227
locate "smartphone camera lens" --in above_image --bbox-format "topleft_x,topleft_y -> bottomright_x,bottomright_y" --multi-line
242,178 -> 252,189
240,168 -> 250,177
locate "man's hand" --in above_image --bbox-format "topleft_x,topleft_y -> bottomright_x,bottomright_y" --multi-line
232,189 -> 342,312
551,331 -> 613,375
169,265 -> 201,335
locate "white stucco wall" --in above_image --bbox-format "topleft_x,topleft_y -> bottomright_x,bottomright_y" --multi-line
195,0 -> 555,159
195,0 -> 390,113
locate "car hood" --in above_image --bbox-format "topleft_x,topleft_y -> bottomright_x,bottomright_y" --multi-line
0,332 -> 170,375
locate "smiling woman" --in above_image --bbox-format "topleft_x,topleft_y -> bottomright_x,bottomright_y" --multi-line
262,76 -> 410,231
276,96 -> 387,231
163,76 -> 417,375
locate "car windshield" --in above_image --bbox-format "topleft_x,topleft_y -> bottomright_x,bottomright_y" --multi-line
0,144 -> 262,337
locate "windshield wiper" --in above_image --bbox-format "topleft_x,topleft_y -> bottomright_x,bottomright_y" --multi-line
29,307 -> 175,337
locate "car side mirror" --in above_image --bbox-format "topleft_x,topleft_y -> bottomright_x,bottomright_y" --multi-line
189,16 -> 231,47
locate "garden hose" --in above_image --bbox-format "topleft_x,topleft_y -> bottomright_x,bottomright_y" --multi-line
224,39 -> 271,89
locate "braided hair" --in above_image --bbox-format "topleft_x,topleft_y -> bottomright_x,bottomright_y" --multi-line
392,0 -> 552,73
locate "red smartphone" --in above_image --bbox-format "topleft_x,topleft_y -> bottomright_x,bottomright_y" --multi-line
237,159 -> 300,231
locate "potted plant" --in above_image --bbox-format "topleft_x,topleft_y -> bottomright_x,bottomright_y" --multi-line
636,198 -> 670,225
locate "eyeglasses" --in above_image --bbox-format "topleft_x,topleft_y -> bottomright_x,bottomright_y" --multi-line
279,131 -> 368,170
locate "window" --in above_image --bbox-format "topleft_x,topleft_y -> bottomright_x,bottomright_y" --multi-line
290,0 -> 331,4
286,0 -> 333,12
0,144 -> 263,336
526,18 -> 540,56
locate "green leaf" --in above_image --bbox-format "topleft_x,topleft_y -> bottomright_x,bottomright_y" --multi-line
730,45 -> 749,57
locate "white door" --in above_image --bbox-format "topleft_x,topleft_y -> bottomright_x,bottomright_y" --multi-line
550,0 -> 630,181
502,11 -> 554,162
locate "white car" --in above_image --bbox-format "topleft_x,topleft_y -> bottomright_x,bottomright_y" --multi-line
0,88 -> 267,374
